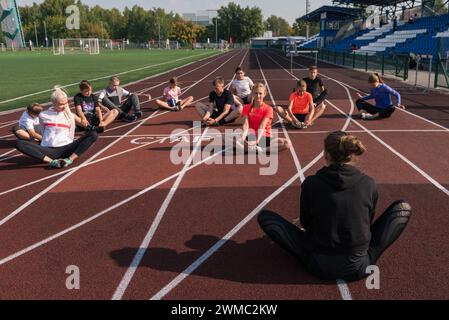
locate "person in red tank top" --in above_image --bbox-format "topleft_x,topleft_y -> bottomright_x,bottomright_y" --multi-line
275,80 -> 315,129
240,83 -> 291,153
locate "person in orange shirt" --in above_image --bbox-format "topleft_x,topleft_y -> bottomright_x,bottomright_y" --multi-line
239,83 -> 291,153
276,80 -> 315,129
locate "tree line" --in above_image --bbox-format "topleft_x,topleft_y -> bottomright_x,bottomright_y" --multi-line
2,0 -> 319,46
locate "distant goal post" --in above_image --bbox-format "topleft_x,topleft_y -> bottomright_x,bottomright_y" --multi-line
53,38 -> 100,55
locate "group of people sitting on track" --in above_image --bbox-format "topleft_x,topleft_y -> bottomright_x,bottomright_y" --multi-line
9,62 -> 411,283
12,65 -> 406,167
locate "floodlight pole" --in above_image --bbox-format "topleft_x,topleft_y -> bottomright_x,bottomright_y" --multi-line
306,0 -> 311,39
215,18 -> 218,48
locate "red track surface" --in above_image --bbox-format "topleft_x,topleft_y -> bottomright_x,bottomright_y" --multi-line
0,49 -> 448,300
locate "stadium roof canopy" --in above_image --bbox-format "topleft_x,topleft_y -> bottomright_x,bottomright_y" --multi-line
332,0 -> 411,6
299,6 -> 365,22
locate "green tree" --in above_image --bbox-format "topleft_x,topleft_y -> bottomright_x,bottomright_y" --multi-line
435,0 -> 448,14
264,15 -> 290,36
216,2 -> 263,42
171,20 -> 205,45
293,19 -> 320,37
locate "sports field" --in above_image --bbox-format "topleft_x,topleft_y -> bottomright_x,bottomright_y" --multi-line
0,48 -> 448,300
0,49 -> 219,111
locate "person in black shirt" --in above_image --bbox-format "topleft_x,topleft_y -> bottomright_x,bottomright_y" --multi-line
74,80 -> 119,133
195,77 -> 243,126
302,66 -> 328,125
258,131 -> 412,281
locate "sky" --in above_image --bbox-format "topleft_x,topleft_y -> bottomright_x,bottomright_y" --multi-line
17,0 -> 334,24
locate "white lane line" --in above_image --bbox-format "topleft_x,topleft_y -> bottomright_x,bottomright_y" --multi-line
112,49 -> 249,300
96,129 -> 449,139
328,100 -> 449,197
0,49 -> 230,118
0,49 -> 244,199
0,149 -> 16,159
0,50 -> 222,106
0,121 -> 16,129
0,96 -> 211,198
0,111 -> 161,227
111,126 -> 208,300
260,50 -> 356,300
151,154 -> 323,301
0,50 -> 248,262
255,50 -> 306,182
150,49 -> 355,301
268,49 -> 449,133
0,137 -> 230,267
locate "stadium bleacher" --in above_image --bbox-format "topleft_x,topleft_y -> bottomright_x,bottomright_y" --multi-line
325,14 -> 449,56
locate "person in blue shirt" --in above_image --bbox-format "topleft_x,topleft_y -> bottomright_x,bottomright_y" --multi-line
356,73 -> 406,120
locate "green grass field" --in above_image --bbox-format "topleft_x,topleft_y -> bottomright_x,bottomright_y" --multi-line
0,49 -> 220,111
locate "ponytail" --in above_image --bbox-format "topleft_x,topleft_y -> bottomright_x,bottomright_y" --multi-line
368,73 -> 383,84
325,131 -> 366,164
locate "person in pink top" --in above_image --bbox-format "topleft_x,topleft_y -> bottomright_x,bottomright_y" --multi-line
240,83 -> 291,153
155,77 -> 194,111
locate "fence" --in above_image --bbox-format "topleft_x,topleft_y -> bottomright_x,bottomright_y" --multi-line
313,50 -> 410,81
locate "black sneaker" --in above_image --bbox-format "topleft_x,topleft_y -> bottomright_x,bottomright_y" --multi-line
96,126 -> 105,133
122,114 -> 137,122
134,111 -> 143,119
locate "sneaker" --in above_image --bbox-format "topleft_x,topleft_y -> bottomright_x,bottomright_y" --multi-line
291,122 -> 302,129
361,113 -> 375,120
176,101 -> 182,111
86,124 -> 96,131
96,126 -> 105,134
49,159 -> 63,169
61,158 -> 73,168
301,122 -> 308,129
134,111 -> 143,119
122,114 -> 138,122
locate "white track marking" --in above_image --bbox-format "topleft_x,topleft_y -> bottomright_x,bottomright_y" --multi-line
0,139 -> 231,267
0,51 -> 244,226
0,51 -> 247,266
112,49 -> 249,299
272,49 -> 449,198
0,112 -> 158,227
260,50 -> 356,300
328,100 -> 449,197
0,95 -> 213,198
0,149 -> 16,158
0,48 -> 244,199
268,49 -> 449,133
112,126 -> 208,300
0,121 -> 16,129
151,153 -> 324,301
0,50 -> 230,117
150,49 -> 355,301
255,50 -> 306,182
0,50 -> 222,106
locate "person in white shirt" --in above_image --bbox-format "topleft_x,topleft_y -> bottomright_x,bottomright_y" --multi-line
231,67 -> 254,105
16,87 -> 98,169
12,103 -> 44,142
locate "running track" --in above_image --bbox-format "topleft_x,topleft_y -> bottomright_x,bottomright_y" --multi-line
0,48 -> 448,300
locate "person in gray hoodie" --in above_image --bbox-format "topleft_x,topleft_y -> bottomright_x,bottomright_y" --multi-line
258,131 -> 412,281
98,76 -> 143,122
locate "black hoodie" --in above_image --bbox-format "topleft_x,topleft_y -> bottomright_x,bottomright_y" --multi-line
300,164 -> 378,255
